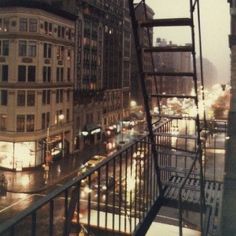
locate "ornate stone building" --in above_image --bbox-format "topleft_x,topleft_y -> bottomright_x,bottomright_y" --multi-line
0,1 -> 76,170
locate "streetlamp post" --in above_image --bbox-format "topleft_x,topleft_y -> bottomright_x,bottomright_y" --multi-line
59,114 -> 65,158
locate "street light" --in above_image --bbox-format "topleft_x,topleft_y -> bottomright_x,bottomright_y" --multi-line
59,114 -> 65,158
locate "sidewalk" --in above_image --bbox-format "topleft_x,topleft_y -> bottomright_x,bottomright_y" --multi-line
2,144 -> 106,194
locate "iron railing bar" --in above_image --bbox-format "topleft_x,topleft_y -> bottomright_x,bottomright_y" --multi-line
87,175 -> 91,235
138,149 -> 142,221
124,149 -> 128,233
31,212 -> 36,236
10,226 -> 15,236
118,154 -> 122,233
105,163 -> 109,230
76,183 -> 81,229
64,189 -> 68,234
49,200 -> 54,236
97,169 -> 101,228
112,158 -> 116,233
134,143 -> 138,227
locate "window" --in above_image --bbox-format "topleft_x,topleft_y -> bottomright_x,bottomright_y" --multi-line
27,91 -> 35,106
67,68 -> 71,81
19,40 -> 27,56
0,18 -> 9,32
42,90 -> 50,105
28,66 -> 36,82
44,43 -> 52,58
42,112 -> 50,129
18,65 -> 36,82
56,67 -> 64,82
18,66 -> 26,81
0,114 -> 7,131
17,91 -> 25,106
19,40 -> 36,57
43,66 -> 51,82
67,90 -> 70,102
57,46 -> 64,60
56,89 -> 63,103
0,90 -> 7,106
58,25 -> 61,37
28,41 -> 36,57
19,18 -> 28,32
17,115 -> 25,132
0,65 -> 8,82
0,40 -> 9,56
26,115 -> 34,132
66,109 -> 69,122
29,19 -> 37,32
17,91 -> 35,106
17,114 -> 34,132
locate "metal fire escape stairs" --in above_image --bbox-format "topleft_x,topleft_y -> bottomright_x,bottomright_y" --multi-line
128,0 -> 221,235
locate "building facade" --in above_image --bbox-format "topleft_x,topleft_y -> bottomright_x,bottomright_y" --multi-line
131,2 -> 154,107
74,0 -> 131,150
154,38 -> 192,97
0,1 -> 76,170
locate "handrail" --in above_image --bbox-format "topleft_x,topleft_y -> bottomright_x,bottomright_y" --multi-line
178,147 -> 200,236
0,118 -> 171,235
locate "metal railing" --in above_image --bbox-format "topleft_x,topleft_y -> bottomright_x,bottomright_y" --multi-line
0,120 -> 173,236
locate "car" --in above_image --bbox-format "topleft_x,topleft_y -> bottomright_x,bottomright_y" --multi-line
85,155 -> 106,168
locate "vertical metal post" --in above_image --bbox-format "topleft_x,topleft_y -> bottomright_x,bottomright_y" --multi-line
49,200 -> 54,236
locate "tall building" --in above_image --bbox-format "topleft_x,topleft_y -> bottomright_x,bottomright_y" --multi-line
0,1 -> 76,170
74,0 -> 131,150
154,38 -> 192,97
131,2 -> 154,106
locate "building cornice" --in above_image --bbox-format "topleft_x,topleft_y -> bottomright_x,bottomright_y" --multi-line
0,0 -> 77,21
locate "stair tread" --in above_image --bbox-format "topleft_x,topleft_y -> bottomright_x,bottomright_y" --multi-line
150,94 -> 196,99
154,132 -> 198,139
140,18 -> 193,27
154,114 -> 197,120
143,45 -> 193,53
143,71 -> 194,77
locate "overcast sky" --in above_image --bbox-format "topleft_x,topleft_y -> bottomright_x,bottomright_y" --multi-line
138,0 -> 230,84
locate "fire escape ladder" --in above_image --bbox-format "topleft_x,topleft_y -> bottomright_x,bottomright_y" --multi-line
128,0 -> 163,198
129,0 -> 207,235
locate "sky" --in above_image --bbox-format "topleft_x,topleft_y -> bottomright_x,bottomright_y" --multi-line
138,0 -> 230,84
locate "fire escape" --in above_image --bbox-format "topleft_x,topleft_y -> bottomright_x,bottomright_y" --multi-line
128,0 -> 222,235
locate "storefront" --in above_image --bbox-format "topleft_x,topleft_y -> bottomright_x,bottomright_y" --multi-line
0,141 -> 43,171
82,123 -> 102,146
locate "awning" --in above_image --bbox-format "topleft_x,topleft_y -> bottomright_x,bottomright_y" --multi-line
82,123 -> 101,136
